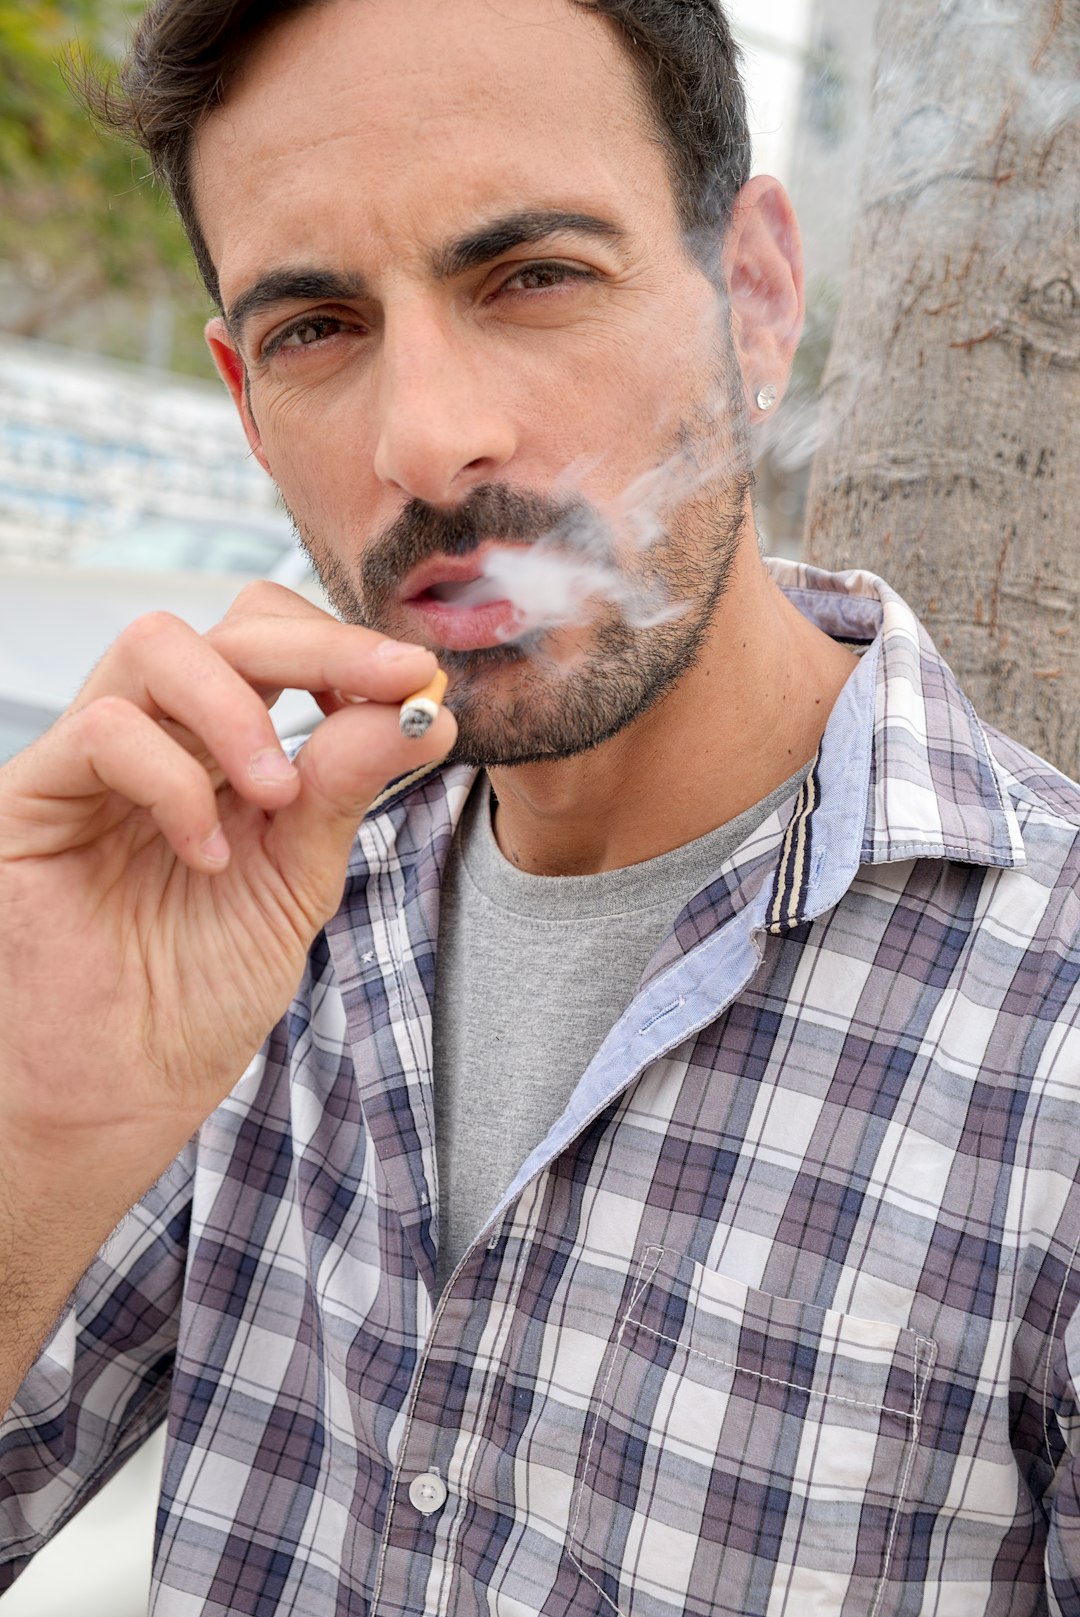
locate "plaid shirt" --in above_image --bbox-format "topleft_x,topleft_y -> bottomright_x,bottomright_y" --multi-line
4,559 -> 1080,1617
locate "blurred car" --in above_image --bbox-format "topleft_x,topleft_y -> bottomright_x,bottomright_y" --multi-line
0,693 -> 62,764
79,512 -> 306,579
0,553 -> 328,763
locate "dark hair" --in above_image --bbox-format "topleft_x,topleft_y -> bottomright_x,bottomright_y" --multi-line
87,0 -> 752,310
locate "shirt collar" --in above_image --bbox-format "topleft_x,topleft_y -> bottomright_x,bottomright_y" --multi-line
763,560 -> 1025,937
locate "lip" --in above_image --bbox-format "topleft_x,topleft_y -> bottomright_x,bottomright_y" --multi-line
397,542 -> 525,652
397,542 -> 508,605
402,594 -> 525,651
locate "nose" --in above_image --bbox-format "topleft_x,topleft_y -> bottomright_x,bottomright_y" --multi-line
372,303 -> 517,506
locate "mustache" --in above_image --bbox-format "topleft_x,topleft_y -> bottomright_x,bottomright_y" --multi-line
358,482 -> 613,603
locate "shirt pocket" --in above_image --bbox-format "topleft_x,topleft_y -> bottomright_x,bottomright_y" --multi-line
567,1244 -> 936,1617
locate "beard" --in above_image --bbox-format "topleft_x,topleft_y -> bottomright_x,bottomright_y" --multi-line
287,389 -> 752,768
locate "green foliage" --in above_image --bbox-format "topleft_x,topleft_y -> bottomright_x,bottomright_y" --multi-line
0,0 -> 213,375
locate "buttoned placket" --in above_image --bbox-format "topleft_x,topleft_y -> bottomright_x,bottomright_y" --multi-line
367,900 -> 775,1614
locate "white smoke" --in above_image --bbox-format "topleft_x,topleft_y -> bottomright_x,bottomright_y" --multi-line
460,540 -> 691,640
434,325 -> 753,645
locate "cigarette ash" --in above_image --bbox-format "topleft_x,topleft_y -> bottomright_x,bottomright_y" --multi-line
400,703 -> 438,739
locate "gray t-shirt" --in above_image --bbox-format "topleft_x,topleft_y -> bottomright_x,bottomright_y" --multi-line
432,767 -> 809,1287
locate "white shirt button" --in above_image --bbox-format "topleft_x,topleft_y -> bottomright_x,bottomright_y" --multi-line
408,1470 -> 448,1516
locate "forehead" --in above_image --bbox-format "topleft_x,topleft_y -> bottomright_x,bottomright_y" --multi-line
193,0 -> 679,301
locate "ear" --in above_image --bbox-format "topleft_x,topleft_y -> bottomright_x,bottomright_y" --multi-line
205,316 -> 273,476
721,176 -> 805,420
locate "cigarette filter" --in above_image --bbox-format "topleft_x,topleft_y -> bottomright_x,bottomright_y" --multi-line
399,669 -> 449,739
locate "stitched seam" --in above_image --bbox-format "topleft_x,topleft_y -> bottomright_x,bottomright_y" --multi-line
366,759 -> 442,818
371,1268 -> 466,1609
630,1319 -> 918,1420
567,1244 -> 664,1617
964,697 -> 1011,824
639,998 -> 684,1034
867,840 -> 1012,863
869,1333 -> 937,1617
570,1246 -> 930,1616
1043,1225 -> 1080,1467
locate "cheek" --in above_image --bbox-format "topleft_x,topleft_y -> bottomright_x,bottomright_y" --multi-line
588,304 -> 721,437
559,341 -> 711,492
255,385 -> 379,527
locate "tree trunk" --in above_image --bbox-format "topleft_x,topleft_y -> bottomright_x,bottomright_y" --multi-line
804,0 -> 1080,774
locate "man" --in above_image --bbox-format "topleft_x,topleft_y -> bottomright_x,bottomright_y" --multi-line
1,0 -> 1079,1612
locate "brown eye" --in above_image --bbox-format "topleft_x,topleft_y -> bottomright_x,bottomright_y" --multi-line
261,311 -> 369,361
281,318 -> 343,347
501,262 -> 591,294
512,266 -> 566,289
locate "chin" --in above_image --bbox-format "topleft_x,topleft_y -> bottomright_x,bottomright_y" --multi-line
446,738 -> 591,769
445,703 -> 644,771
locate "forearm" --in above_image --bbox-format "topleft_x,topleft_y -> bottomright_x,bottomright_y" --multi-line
0,1123 -> 183,1416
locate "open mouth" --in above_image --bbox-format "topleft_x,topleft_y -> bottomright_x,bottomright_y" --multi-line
415,576 -> 507,608
396,547 -> 531,650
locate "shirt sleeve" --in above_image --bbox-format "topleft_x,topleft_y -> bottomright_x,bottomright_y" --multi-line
0,1143 -> 193,1589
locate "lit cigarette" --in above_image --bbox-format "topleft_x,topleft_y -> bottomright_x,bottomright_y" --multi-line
399,669 -> 448,738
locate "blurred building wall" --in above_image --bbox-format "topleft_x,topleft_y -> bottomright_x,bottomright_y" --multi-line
0,335 -> 279,565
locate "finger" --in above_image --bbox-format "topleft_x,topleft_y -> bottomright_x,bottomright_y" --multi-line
265,699 -> 457,917
3,697 -> 231,871
81,608 -> 437,757
74,612 -> 304,809
205,615 -> 439,706
215,578 -> 331,627
212,581 -> 338,705
211,580 -> 436,703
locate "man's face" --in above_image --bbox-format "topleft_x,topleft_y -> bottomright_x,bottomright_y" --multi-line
196,0 -> 754,766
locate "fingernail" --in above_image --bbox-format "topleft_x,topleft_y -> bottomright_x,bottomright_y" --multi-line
376,638 -> 428,661
201,826 -> 230,864
249,747 -> 298,784
332,689 -> 369,706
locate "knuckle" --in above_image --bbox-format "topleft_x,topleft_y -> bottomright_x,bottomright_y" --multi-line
117,610 -> 188,655
221,579 -> 284,619
76,694 -> 137,739
221,578 -> 327,624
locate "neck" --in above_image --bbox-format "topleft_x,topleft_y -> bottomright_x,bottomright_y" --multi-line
487,546 -> 857,877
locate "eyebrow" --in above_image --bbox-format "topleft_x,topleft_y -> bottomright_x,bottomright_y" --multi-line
431,208 -> 626,279
227,269 -> 368,344
226,210 -> 626,344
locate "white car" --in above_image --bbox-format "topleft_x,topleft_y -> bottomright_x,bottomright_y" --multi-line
0,547 -> 328,763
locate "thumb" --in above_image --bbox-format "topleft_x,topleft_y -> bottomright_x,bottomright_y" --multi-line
264,700 -> 457,920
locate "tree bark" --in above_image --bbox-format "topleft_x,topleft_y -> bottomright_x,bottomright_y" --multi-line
804,0 -> 1080,774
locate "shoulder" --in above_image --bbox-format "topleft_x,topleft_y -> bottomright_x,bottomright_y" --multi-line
982,725 -> 1080,927
985,724 -> 1080,835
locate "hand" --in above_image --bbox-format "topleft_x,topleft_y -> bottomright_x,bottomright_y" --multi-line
0,582 -> 454,1176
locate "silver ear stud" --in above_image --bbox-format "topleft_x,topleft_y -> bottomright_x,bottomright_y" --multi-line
756,383 -> 779,412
